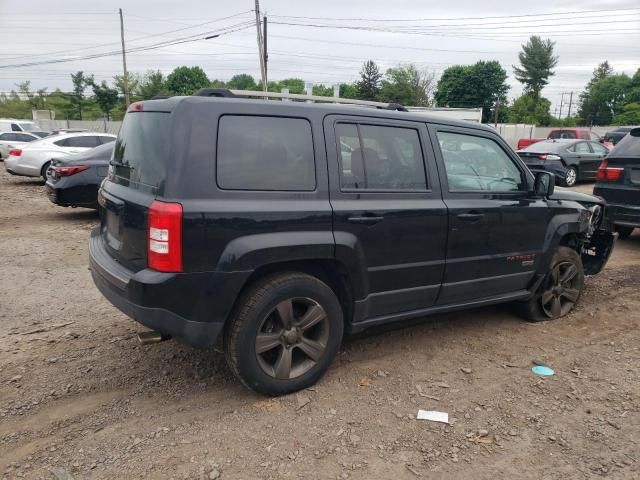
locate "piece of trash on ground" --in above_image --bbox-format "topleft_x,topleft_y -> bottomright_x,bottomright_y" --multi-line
416,410 -> 449,424
532,365 -> 555,376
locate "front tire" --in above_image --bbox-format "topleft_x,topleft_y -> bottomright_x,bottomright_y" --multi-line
225,272 -> 344,396
518,246 -> 584,322
561,166 -> 578,187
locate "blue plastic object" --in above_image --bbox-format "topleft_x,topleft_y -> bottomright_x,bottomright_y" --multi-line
532,365 -> 555,376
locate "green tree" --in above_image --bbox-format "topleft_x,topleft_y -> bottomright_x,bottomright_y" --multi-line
278,78 -> 306,94
91,80 -> 120,120
435,61 -> 509,122
135,70 -> 169,99
580,74 -> 631,125
166,66 -> 210,95
356,60 -> 382,101
578,61 -> 615,125
612,103 -> 640,125
379,65 -> 434,106
312,85 -> 334,97
70,71 -> 94,120
513,36 -> 558,97
16,81 -> 48,111
114,73 -> 140,102
338,83 -> 359,99
508,93 -> 553,126
226,74 -> 258,91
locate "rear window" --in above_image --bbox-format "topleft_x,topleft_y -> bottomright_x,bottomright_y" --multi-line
112,112 -> 170,191
548,130 -> 577,139
609,129 -> 640,158
217,115 -> 315,191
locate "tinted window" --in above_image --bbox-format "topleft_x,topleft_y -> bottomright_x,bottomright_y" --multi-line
66,136 -> 100,148
437,131 -> 524,192
15,133 -> 35,142
574,142 -> 591,154
609,129 -> 640,157
336,123 -> 426,190
18,123 -> 36,131
112,112 -> 170,191
548,130 -> 577,139
217,116 -> 315,191
53,138 -> 68,147
0,133 -> 15,141
98,136 -> 115,145
11,123 -> 20,132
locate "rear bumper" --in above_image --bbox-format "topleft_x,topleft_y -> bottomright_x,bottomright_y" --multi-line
593,198 -> 640,228
46,180 -> 99,208
89,228 -> 251,349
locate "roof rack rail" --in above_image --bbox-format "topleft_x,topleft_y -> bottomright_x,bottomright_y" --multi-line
193,88 -> 408,112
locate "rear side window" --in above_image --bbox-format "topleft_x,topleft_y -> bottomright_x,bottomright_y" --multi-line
112,112 -> 170,191
217,115 -> 315,191
335,123 -> 427,191
610,129 -> 640,157
15,133 -> 35,142
65,136 -> 100,148
0,133 -> 14,140
573,142 -> 591,154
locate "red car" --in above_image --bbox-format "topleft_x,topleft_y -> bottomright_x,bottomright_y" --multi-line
517,129 -> 613,150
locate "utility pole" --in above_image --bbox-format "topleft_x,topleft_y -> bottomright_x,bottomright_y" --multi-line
119,8 -> 130,108
494,98 -> 500,128
263,16 -> 268,88
254,0 -> 267,92
566,91 -> 574,118
559,92 -> 565,119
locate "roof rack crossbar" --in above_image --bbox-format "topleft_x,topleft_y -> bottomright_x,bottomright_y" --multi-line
193,88 -> 407,111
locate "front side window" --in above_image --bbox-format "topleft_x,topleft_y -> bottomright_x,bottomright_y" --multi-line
591,142 -> 608,154
437,131 -> 524,192
336,123 -> 426,190
217,116 -> 315,191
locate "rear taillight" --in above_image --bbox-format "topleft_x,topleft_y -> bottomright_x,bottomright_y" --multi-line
147,200 -> 182,272
537,154 -> 562,161
8,149 -> 22,157
596,160 -> 624,182
128,102 -> 144,112
55,165 -> 89,177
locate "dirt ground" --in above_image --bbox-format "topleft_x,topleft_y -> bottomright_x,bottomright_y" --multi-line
1,173 -> 639,480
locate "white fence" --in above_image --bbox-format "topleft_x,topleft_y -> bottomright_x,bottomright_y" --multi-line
37,119 -> 122,135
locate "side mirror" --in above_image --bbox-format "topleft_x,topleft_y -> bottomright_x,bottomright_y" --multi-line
534,171 -> 555,197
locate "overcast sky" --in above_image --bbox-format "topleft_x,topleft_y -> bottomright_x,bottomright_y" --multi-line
1,0 -> 639,116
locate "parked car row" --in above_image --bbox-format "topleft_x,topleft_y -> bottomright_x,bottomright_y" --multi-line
517,128 -> 614,151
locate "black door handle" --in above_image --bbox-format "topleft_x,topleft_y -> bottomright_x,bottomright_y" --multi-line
348,215 -> 384,225
457,212 -> 484,221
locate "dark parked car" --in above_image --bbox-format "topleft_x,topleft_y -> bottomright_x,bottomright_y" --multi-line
517,139 -> 610,187
603,127 -> 638,146
594,127 -> 640,239
89,89 -> 615,396
46,142 -> 113,209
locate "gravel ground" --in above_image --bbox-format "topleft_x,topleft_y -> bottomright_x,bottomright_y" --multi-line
1,173 -> 639,480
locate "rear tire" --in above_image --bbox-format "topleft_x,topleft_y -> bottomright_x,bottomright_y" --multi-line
561,166 -> 578,187
224,272 -> 344,396
517,246 -> 584,322
40,161 -> 51,182
616,226 -> 634,239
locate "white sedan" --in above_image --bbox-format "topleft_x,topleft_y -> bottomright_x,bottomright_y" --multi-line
0,131 -> 42,160
4,132 -> 116,180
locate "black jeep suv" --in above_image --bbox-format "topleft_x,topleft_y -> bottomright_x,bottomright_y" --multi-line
90,89 -> 615,395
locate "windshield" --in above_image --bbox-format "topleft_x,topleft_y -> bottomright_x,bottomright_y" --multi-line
18,123 -> 37,131
521,141 -> 568,153
112,112 -> 170,192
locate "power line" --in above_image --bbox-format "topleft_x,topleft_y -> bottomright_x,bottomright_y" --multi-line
269,6 -> 640,22
0,22 -> 255,70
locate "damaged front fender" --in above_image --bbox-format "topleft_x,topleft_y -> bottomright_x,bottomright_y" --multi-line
582,229 -> 616,275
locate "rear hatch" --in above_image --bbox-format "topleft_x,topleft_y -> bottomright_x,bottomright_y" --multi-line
99,108 -> 171,272
594,128 -> 640,206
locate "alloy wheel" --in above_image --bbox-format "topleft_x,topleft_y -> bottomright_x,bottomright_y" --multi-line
565,167 -> 577,187
540,261 -> 581,318
255,297 -> 330,380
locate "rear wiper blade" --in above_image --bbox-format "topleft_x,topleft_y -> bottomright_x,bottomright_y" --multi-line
109,160 -> 133,169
